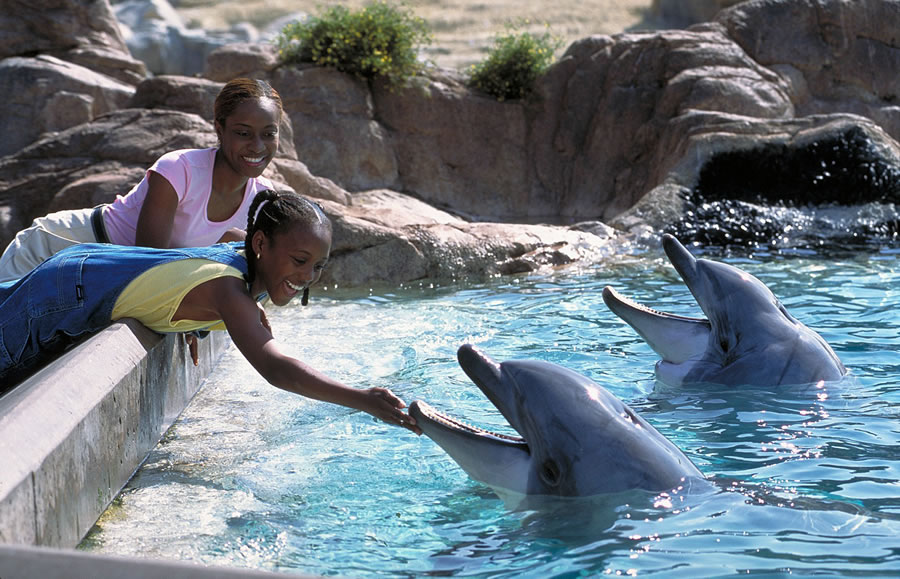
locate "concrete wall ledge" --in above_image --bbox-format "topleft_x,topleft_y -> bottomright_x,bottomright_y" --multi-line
0,544 -> 309,578
0,545 -> 313,579
0,319 -> 228,548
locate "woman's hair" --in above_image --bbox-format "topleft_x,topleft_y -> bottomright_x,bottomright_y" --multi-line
244,189 -> 333,286
214,77 -> 284,127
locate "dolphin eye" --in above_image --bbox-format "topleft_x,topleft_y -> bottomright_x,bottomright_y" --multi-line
540,459 -> 560,487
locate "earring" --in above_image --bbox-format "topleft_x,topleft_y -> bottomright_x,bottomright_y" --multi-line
301,287 -> 309,306
256,253 -> 260,260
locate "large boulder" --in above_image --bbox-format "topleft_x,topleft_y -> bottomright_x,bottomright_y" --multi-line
0,0 -> 146,83
271,65 -> 401,192
716,0 -> 900,138
0,56 -> 136,157
317,190 -> 622,287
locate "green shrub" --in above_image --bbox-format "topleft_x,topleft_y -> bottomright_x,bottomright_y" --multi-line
468,25 -> 562,101
275,1 -> 432,86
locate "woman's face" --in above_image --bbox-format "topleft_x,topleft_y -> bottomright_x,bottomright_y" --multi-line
253,222 -> 331,307
215,97 -> 281,179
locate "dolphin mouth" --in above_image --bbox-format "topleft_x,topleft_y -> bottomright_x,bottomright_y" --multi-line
409,344 -> 531,451
602,285 -> 711,364
602,286 -> 703,324
409,400 -> 526,446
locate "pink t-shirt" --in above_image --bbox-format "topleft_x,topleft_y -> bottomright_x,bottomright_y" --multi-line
103,148 -> 273,247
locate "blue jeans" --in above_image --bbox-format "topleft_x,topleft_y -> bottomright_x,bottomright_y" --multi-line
0,242 -> 248,387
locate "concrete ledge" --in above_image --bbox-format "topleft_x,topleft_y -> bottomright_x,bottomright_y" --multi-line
0,544 -> 308,578
0,319 -> 228,548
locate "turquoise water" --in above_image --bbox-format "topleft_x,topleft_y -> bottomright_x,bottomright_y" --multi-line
81,247 -> 900,577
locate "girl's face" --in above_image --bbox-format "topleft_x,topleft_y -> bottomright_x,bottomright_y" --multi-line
215,97 -> 281,179
252,222 -> 332,307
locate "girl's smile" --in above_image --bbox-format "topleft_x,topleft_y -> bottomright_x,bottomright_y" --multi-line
253,222 -> 331,307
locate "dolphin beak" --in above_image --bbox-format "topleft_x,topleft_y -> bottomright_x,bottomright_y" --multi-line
602,286 -> 710,364
413,345 -> 525,443
601,234 -> 713,364
662,233 -> 698,284
661,233 -> 719,322
409,345 -> 532,494
456,344 -> 521,425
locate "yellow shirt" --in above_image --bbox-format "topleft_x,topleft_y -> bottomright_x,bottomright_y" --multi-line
110,258 -> 245,333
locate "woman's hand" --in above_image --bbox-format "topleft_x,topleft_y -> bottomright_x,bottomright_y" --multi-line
364,388 -> 421,434
217,227 -> 246,243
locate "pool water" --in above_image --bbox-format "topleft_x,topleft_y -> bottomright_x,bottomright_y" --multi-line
80,246 -> 900,577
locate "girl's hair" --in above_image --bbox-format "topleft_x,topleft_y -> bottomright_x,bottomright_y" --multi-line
244,189 -> 333,288
214,77 -> 284,127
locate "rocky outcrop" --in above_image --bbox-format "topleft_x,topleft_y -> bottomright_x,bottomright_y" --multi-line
255,0 -> 899,227
2,0 -> 900,285
191,0 -> 899,232
0,0 -> 146,83
0,56 -> 136,158
316,190 -> 621,287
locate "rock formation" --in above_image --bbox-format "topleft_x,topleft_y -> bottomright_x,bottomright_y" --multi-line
1,0 -> 899,286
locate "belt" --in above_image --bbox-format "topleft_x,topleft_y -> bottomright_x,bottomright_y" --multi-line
90,204 -> 110,244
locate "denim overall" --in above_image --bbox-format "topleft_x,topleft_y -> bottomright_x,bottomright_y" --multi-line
0,242 -> 248,386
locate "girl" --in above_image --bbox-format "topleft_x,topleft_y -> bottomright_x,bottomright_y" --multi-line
0,77 -> 282,282
0,190 -> 420,434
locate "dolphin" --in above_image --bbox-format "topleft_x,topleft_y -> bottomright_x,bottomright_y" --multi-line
409,344 -> 705,504
602,234 -> 847,387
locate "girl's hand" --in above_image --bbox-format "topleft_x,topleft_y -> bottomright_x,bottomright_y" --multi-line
184,332 -> 199,366
365,388 -> 421,434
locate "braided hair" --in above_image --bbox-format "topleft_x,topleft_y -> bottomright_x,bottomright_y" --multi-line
245,189 -> 333,304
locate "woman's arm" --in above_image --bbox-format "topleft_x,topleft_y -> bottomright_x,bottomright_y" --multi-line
195,277 -> 419,433
135,171 -> 179,248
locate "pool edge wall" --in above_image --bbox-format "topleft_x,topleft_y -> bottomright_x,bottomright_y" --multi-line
0,319 -> 228,548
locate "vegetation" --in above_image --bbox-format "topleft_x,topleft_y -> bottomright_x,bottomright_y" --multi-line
468,24 -> 562,102
275,1 -> 432,86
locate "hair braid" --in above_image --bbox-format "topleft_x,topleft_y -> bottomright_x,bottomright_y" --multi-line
244,189 -> 333,289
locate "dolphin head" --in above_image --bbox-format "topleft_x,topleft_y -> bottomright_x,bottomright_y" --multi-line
410,344 -> 704,503
603,234 -> 846,387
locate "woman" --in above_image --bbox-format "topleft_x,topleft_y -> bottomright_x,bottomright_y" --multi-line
0,190 -> 420,434
0,77 -> 282,282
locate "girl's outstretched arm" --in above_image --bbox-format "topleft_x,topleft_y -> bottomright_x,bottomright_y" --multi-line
196,277 -> 420,433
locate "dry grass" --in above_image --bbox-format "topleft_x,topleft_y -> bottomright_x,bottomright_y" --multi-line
174,0 -> 662,70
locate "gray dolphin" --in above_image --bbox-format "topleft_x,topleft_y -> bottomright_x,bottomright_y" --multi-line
603,234 -> 847,387
410,344 -> 705,504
